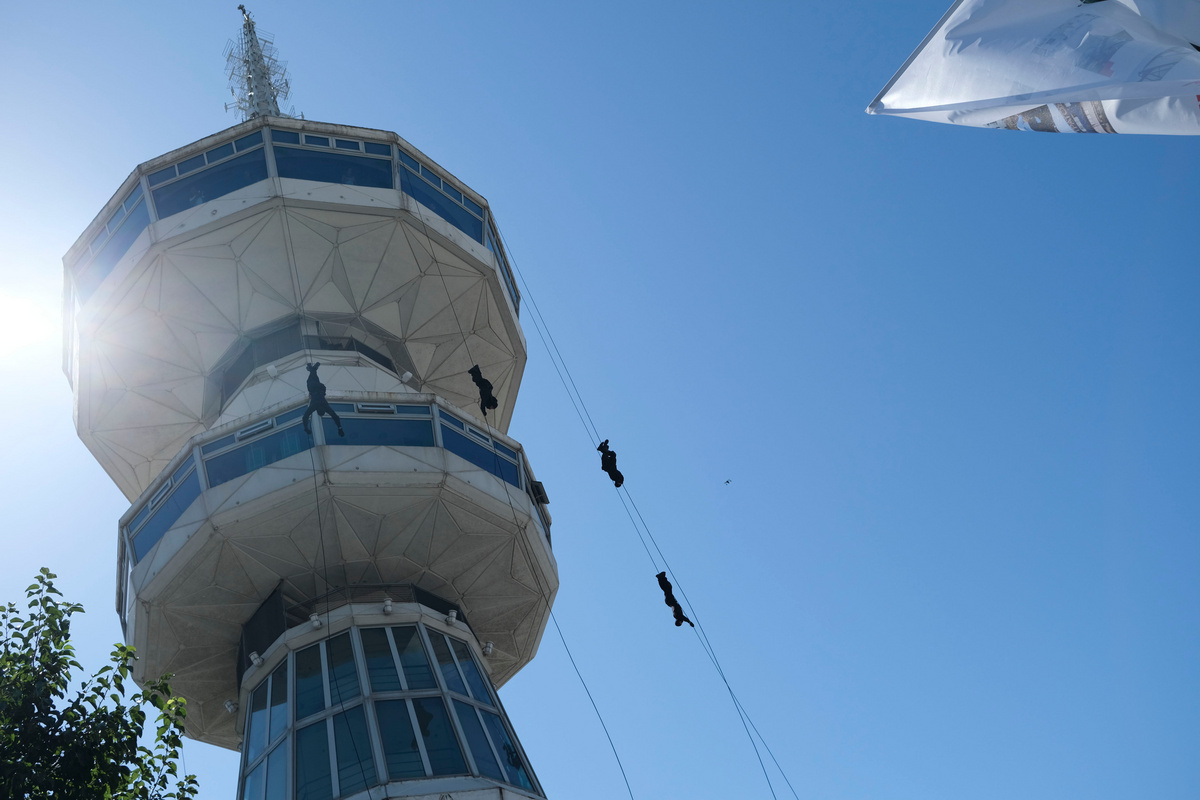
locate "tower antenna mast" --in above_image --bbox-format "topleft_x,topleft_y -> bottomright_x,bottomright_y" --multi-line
224,4 -> 295,120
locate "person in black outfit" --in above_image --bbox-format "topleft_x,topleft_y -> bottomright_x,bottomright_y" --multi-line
302,362 -> 344,436
656,571 -> 693,627
468,364 -> 500,417
597,439 -> 624,487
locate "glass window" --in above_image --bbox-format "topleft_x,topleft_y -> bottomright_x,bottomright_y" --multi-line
364,142 -> 391,156
325,633 -> 360,706
419,164 -> 441,187
397,151 -> 420,171
450,639 -> 493,706
274,146 -> 393,188
202,433 -> 237,455
207,142 -> 236,163
131,469 -> 201,562
268,663 -> 289,743
453,700 -> 503,781
329,403 -> 355,414
361,628 -> 401,692
177,154 -> 206,175
463,196 -> 483,217
304,135 -> 331,147
124,182 -> 144,212
152,148 -> 269,219
376,700 -> 425,779
333,707 -> 376,795
400,168 -> 483,243
295,721 -> 332,800
171,455 -> 195,485
481,711 -> 534,790
295,643 -> 326,721
428,634 -> 467,695
440,426 -> 520,488
393,627 -> 435,690
264,743 -> 288,800
205,423 -> 311,488
494,442 -> 517,461
236,131 -> 265,150
439,414 -> 464,430
77,199 -> 151,301
243,759 -> 266,800
127,503 -> 151,536
411,698 -> 466,776
334,139 -> 359,151
246,682 -> 270,762
272,129 -> 301,144
441,184 -> 463,204
395,405 -> 431,416
148,165 -> 176,186
275,406 -> 306,425
325,417 -> 435,448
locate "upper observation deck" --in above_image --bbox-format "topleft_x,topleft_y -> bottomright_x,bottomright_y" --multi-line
62,116 -> 527,500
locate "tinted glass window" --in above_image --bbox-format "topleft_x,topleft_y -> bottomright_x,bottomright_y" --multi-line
77,199 -> 151,301
364,142 -> 390,156
393,627 -> 435,690
243,759 -> 265,800
333,706 -> 376,794
481,711 -> 534,790
411,698 -> 466,776
295,644 -> 325,721
207,142 -> 235,163
441,426 -> 520,488
454,700 -> 503,780
274,145 -> 394,189
295,721 -> 332,800
360,628 -> 400,692
376,700 -> 425,779
450,639 -> 493,706
334,139 -> 359,150
325,417 -> 435,448
304,135 -> 330,147
236,131 -> 265,150
171,456 -> 195,485
177,154 -> 206,175
152,148 -> 269,219
246,682 -> 270,762
132,469 -> 200,562
271,129 -> 300,144
463,196 -> 484,217
397,151 -> 419,171
124,182 -> 144,210
264,744 -> 287,800
268,663 -> 288,743
400,168 -> 483,243
148,165 -> 176,186
325,633 -> 361,705
428,634 -> 467,695
205,424 -> 311,488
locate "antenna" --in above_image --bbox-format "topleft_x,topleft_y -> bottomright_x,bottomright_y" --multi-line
224,5 -> 296,120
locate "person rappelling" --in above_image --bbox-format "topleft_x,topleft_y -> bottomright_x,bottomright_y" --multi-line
469,364 -> 500,416
302,362 -> 345,437
656,571 -> 693,628
597,439 -> 624,488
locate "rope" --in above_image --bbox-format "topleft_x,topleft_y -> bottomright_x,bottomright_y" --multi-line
498,225 -> 798,799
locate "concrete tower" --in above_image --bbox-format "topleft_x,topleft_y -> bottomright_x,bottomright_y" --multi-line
62,9 -> 556,799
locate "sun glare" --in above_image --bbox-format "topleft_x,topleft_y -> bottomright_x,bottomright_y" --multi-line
0,287 -> 60,361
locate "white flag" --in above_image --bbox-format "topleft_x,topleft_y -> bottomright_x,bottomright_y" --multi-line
867,0 -> 1200,134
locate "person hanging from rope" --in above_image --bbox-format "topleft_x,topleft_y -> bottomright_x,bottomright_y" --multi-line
469,364 -> 500,417
656,571 -> 693,628
302,362 -> 345,437
597,439 -> 624,488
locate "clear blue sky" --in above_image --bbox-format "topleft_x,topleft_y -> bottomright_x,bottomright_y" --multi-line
1,2 -> 1197,798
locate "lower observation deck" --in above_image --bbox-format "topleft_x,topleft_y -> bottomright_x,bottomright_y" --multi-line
116,393 -> 557,749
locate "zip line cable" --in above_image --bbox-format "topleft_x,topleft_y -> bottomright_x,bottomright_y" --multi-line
497,226 -> 798,799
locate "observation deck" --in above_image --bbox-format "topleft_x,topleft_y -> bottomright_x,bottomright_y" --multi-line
62,116 -> 526,501
115,383 -> 557,748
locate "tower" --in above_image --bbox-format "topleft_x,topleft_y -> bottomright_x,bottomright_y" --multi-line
62,9 -> 556,799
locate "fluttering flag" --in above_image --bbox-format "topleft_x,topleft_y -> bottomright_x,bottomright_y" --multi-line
867,0 -> 1200,134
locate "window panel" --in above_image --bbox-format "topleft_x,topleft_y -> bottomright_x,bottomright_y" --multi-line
207,142 -> 236,163
325,416 -> 435,448
177,154 -> 206,175
274,145 -> 394,189
295,721 -> 333,800
440,427 -> 521,488
264,743 -> 288,800
334,139 -> 359,150
450,639 -> 493,706
376,700 -> 425,779
392,627 -> 435,690
399,168 -> 483,243
361,628 -> 401,693
428,634 -> 467,695
205,424 -> 311,488
271,129 -> 300,144
246,682 -> 270,762
131,469 -> 200,562
236,131 -> 265,150
453,700 -> 503,781
268,663 -> 289,744
325,633 -> 361,706
77,199 -> 151,301
411,698 -> 467,776
333,706 -> 376,795
364,142 -> 391,156
148,165 -> 176,186
242,759 -> 266,800
152,148 -> 269,219
481,711 -> 534,790
304,135 -> 331,147
295,644 -> 326,721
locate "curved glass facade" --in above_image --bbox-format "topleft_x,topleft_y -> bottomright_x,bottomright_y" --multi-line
240,622 -> 540,799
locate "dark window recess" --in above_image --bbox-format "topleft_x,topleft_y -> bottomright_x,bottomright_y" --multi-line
273,145 -> 393,189
238,586 -> 286,687
400,168 -> 483,243
323,417 -> 435,448
152,148 -> 269,219
204,424 -> 311,488
131,470 -> 201,562
76,199 -> 151,302
440,426 -> 520,488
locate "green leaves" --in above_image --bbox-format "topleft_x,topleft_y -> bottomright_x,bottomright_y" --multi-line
0,570 -> 200,800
